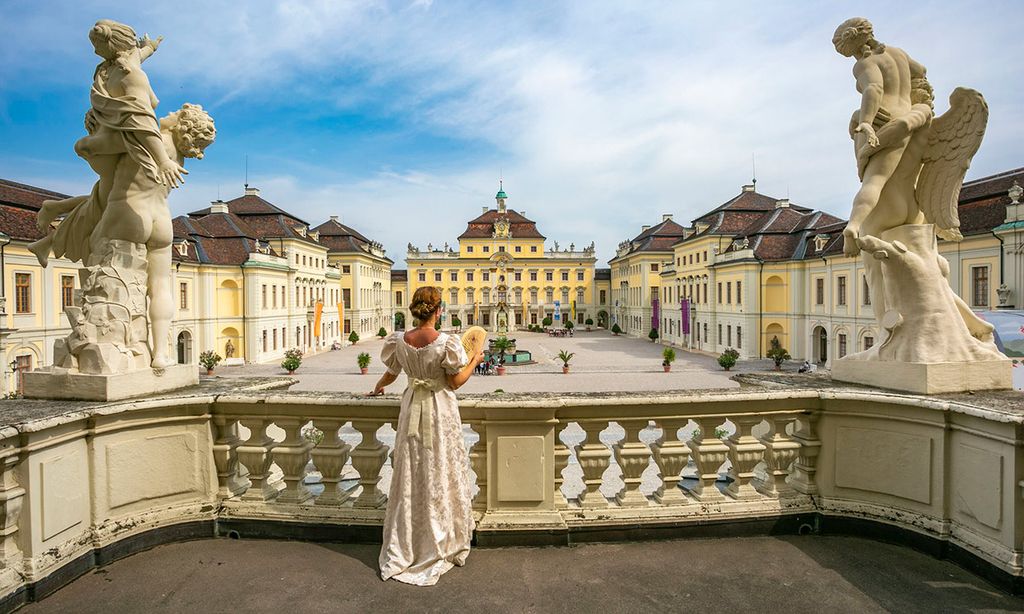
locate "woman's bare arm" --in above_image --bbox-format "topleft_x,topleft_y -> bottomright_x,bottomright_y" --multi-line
369,372 -> 398,396
447,352 -> 484,391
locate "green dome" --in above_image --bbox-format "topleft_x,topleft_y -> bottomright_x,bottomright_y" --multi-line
496,189 -> 507,199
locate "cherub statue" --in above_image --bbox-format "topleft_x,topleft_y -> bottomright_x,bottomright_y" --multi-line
834,17 -> 990,335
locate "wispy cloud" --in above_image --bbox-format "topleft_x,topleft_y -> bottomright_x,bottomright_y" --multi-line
2,1 -> 1022,263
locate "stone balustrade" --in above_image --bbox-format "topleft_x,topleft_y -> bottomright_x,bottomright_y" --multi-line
1,386 -> 1022,608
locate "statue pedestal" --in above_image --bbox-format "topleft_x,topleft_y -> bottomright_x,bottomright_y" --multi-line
22,364 -> 198,401
832,358 -> 1012,394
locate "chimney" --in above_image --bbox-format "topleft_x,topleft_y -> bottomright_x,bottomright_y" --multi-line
330,215 -> 339,222
741,184 -> 755,192
641,225 -> 651,233
520,210 -> 526,218
244,186 -> 260,196
482,206 -> 489,214
209,200 -> 229,214
662,213 -> 673,222
775,198 -> 790,208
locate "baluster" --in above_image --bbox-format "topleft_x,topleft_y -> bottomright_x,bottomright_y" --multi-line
651,418 -> 691,506
554,425 -> 578,509
311,419 -> 353,505
755,415 -> 801,497
689,417 -> 729,502
272,419 -> 315,504
577,421 -> 612,508
212,415 -> 247,499
615,420 -> 652,507
0,450 -> 24,567
789,412 -> 821,495
468,422 -> 487,511
725,416 -> 767,500
350,420 -> 388,508
237,419 -> 278,502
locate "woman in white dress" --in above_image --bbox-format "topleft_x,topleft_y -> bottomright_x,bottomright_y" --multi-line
370,286 -> 485,586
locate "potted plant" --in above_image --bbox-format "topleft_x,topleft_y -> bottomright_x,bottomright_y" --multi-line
451,315 -> 462,330
766,336 -> 791,371
377,327 -> 387,338
199,350 -> 221,375
542,316 -> 553,328
348,331 -> 360,345
585,317 -> 593,332
357,352 -> 371,374
281,348 -> 303,374
611,323 -> 622,336
557,350 -> 574,374
648,328 -> 659,342
491,336 -> 513,375
565,320 -> 574,332
662,347 -> 676,372
718,347 -> 739,371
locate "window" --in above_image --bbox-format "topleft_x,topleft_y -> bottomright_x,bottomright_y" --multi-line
514,272 -> 522,282
418,272 -> 426,282
702,283 -> 707,303
15,273 -> 30,313
726,282 -> 732,304
530,290 -> 538,303
450,289 -> 458,304
736,281 -> 742,304
483,246 -> 490,253
577,290 -> 585,304
838,333 -> 848,358
467,246 -> 474,253
531,246 -> 537,253
451,272 -> 458,282
546,272 -> 553,282
467,271 -> 474,282
262,330 -> 267,352
515,246 -> 521,253
434,272 -> 442,282
343,288 -> 351,309
561,271 -> 569,281
467,288 -> 475,303
703,251 -> 707,261
862,276 -> 871,306
530,272 -> 537,282
482,289 -> 490,303
396,291 -> 403,306
600,290 -> 607,304
971,266 -> 989,307
273,328 -> 278,350
60,275 -> 75,309
546,290 -> 554,303
717,282 -> 723,304
837,276 -> 847,306
272,285 -> 278,308
815,278 -> 824,305
689,254 -> 693,265
864,335 -> 874,351
482,312 -> 490,326
727,325 -> 732,346
483,272 -> 490,282
262,285 -> 267,308
302,255 -> 307,266
703,323 -> 708,342
737,326 -> 742,349
718,323 -> 722,345
651,263 -> 659,272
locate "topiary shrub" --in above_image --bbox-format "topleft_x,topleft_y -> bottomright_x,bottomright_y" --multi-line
718,347 -> 739,371
648,328 -> 659,341
611,323 -> 622,336
348,331 -> 360,344
377,327 -> 387,338
542,316 -> 553,327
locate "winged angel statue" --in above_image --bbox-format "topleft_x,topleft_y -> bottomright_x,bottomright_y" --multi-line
833,18 -> 1003,363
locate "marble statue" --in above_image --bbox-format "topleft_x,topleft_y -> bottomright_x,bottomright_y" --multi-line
28,20 -> 214,377
831,18 -> 1008,391
225,340 -> 235,359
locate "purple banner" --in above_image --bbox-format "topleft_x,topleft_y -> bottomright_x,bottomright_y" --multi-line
652,298 -> 660,330
681,298 -> 690,335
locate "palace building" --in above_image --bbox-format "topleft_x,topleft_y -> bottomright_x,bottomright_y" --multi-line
0,181 -> 392,395
398,185 -> 611,332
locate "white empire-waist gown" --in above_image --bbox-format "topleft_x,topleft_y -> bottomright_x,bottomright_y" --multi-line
378,332 -> 474,586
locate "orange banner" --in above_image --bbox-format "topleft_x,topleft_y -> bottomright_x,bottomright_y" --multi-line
337,301 -> 345,333
313,300 -> 324,337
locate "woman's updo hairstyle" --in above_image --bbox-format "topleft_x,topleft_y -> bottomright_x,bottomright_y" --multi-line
410,286 -> 442,323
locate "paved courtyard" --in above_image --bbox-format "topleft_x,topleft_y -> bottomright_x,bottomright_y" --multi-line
213,329 -> 765,394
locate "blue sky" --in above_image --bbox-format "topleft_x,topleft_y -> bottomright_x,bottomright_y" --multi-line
2,0 -> 1022,263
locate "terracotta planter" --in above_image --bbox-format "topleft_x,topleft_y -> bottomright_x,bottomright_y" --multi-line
562,366 -> 570,374
496,366 -> 506,376
586,327 -> 592,332
206,368 -> 214,376
360,367 -> 368,375
288,370 -> 295,375
663,365 -> 671,373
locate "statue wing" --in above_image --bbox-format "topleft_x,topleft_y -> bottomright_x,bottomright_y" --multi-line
915,87 -> 989,241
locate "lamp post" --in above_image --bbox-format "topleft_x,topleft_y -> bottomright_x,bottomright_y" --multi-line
0,231 -> 13,396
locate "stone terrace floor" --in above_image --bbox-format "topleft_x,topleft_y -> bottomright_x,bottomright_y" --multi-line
19,536 -> 1024,613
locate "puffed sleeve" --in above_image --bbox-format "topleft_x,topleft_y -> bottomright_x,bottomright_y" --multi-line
441,333 -> 469,375
381,333 -> 402,376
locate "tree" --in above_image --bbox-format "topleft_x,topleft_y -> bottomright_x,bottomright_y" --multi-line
542,316 -> 553,327
648,328 -> 659,341
766,336 -> 791,370
565,319 -> 574,330
377,327 -> 387,338
611,323 -> 622,335
348,331 -> 360,344
718,347 -> 739,371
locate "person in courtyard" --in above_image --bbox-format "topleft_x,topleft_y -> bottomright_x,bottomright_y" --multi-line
369,286 -> 485,585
